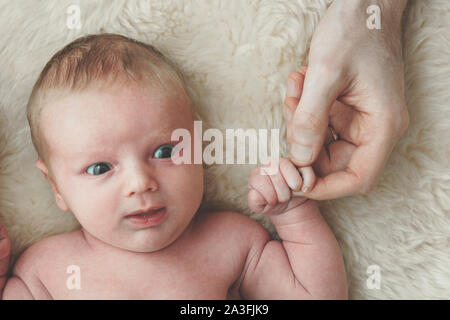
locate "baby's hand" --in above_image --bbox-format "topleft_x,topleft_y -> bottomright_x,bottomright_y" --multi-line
0,221 -> 11,292
248,158 -> 316,216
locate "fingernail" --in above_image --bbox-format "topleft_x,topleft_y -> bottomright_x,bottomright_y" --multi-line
287,78 -> 300,99
302,185 -> 310,193
291,144 -> 312,164
286,179 -> 300,191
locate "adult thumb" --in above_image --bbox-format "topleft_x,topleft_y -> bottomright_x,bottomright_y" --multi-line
289,68 -> 342,166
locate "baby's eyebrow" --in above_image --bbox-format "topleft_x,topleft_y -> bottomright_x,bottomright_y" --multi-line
71,149 -> 108,158
68,151 -> 111,168
65,132 -> 173,160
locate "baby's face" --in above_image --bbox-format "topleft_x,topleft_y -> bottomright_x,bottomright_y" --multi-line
40,83 -> 204,252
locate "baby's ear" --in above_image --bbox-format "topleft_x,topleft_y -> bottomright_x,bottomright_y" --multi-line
35,158 -> 49,180
35,159 -> 70,212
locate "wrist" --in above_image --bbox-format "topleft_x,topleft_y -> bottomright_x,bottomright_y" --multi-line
268,199 -> 314,228
268,199 -> 321,243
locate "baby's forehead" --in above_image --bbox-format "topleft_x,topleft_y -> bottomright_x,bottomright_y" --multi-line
41,85 -> 192,155
43,83 -> 189,121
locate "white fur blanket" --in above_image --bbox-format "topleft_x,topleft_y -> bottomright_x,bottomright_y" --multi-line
0,0 -> 449,299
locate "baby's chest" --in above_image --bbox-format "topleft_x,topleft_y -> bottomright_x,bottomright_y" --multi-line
46,251 -> 239,299
82,268 -> 228,299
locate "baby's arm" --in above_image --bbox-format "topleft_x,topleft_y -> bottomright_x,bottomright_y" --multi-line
0,222 -> 41,299
2,278 -> 35,299
241,158 -> 347,299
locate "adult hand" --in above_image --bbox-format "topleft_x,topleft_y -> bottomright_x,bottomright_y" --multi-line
284,0 -> 409,200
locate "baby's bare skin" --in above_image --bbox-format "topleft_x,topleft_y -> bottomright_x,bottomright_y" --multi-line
1,80 -> 347,299
3,211 -> 260,299
2,201 -> 345,300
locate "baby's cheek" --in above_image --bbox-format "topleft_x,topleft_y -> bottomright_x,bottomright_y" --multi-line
69,185 -> 117,227
170,164 -> 204,206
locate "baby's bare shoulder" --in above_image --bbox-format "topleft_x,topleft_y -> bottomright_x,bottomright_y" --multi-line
196,211 -> 271,248
13,230 -> 84,276
194,211 -> 272,297
7,230 -> 84,299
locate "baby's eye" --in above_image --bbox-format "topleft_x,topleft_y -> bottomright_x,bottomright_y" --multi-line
153,144 -> 174,159
86,162 -> 112,175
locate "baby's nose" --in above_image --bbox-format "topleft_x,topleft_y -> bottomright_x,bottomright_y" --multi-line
124,165 -> 159,197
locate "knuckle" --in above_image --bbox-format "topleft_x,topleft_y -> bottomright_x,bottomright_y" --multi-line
248,189 -> 261,203
251,167 -> 261,177
385,104 -> 410,138
249,173 -> 264,190
279,157 -> 291,170
256,176 -> 269,190
309,52 -> 343,81
271,170 -> 283,184
267,194 -> 278,206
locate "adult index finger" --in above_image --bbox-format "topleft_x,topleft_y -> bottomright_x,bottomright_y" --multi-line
293,135 -> 395,200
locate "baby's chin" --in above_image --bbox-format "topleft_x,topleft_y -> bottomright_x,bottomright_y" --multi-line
118,234 -> 180,253
116,242 -> 170,253
102,222 -> 191,253
99,231 -> 176,253
79,207 -> 199,253
88,233 -> 175,254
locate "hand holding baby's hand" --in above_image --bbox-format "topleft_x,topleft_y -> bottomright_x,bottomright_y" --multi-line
248,158 -> 316,216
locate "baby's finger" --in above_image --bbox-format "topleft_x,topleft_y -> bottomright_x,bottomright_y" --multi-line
298,166 -> 316,193
248,188 -> 268,213
279,158 -> 303,191
267,160 -> 291,203
248,167 -> 278,207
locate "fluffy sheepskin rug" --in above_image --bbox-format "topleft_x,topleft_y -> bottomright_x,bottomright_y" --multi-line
0,0 -> 449,299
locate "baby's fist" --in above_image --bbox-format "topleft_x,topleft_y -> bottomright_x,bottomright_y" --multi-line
248,158 -> 315,215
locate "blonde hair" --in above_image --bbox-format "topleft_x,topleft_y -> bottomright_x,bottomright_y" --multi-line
26,33 -> 193,166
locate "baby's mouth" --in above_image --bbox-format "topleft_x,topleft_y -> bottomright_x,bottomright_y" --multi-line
126,206 -> 165,218
125,206 -> 167,227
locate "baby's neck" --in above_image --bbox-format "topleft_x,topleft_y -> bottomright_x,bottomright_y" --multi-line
80,228 -> 134,254
79,218 -> 197,256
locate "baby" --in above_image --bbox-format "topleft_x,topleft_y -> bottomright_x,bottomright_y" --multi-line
0,34 -> 346,299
